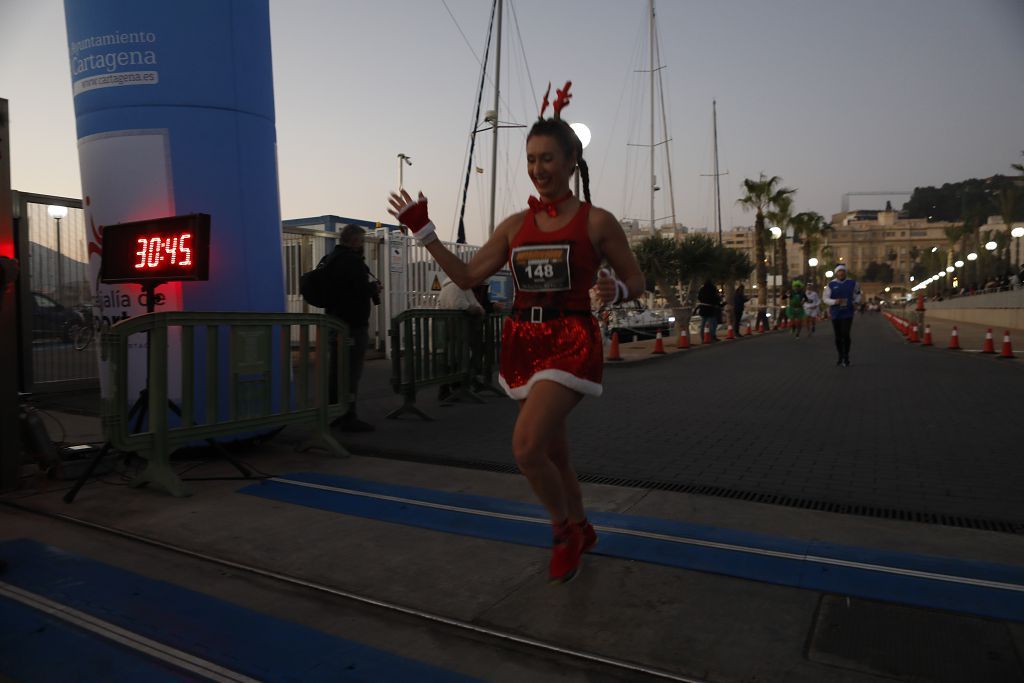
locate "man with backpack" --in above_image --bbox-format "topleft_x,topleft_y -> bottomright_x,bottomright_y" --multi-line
305,224 -> 381,431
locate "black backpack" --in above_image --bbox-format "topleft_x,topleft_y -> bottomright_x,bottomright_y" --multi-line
299,250 -> 340,309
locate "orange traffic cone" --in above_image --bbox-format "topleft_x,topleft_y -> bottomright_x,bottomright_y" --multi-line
922,325 -> 933,346
744,323 -> 752,336
998,331 -> 1015,359
908,324 -> 919,343
948,326 -> 961,350
677,330 -> 690,349
652,331 -> 666,355
982,328 -> 995,354
607,332 -> 623,361
726,325 -> 735,340
703,330 -> 712,344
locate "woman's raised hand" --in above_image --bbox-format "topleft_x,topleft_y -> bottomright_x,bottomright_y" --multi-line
387,190 -> 437,244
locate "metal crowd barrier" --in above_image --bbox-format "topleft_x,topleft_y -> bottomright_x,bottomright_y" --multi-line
102,312 -> 350,497
388,310 -> 506,420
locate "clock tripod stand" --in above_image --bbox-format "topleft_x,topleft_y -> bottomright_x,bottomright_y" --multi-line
65,281 -> 253,503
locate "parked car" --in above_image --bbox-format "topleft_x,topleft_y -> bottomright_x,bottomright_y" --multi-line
31,291 -> 84,341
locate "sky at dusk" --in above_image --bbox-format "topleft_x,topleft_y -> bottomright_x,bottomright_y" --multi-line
2,0 -> 1023,247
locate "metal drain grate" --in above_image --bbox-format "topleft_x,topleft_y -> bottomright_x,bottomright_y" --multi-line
354,448 -> 1024,535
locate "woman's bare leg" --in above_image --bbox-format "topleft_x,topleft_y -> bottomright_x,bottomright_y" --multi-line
544,421 -> 585,523
512,380 -> 583,523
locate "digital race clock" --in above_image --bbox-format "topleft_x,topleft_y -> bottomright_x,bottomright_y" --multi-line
100,214 -> 210,283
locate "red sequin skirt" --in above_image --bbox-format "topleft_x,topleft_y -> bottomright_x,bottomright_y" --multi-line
498,314 -> 604,400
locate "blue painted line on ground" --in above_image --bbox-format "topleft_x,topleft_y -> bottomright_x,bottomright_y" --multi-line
239,473 -> 1024,622
0,538 -> 479,683
0,593 -> 200,683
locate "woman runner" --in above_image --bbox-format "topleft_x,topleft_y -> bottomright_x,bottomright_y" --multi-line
387,82 -> 643,583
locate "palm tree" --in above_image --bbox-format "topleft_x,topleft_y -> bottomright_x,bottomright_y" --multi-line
791,211 -> 830,281
1013,150 -> 1024,175
709,247 -> 754,332
737,174 -> 795,327
765,194 -> 794,286
632,235 -> 685,336
943,224 -> 964,269
675,234 -> 719,333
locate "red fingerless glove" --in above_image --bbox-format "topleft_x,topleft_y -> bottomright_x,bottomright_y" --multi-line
397,192 -> 437,243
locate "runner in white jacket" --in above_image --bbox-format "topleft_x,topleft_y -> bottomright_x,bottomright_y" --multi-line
803,286 -> 821,334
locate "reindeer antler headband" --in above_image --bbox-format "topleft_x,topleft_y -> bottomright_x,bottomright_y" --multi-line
538,80 -> 573,120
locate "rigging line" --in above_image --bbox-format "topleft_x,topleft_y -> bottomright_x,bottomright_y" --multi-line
598,9 -> 645,214
456,0 -> 497,244
508,0 -> 537,108
440,0 -> 516,117
440,0 -> 483,66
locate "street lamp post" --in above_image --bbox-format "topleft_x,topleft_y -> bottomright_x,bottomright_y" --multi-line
770,226 -> 782,317
47,205 -> 68,301
1011,226 -> 1024,274
397,153 -> 412,191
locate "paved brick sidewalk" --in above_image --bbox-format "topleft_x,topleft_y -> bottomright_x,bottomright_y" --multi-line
344,314 -> 1024,523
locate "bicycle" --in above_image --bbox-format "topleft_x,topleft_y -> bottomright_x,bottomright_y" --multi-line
69,303 -> 99,351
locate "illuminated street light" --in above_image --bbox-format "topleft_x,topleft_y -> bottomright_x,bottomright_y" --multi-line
945,266 -> 954,273
1012,227 -> 1024,270
931,246 -> 938,253
954,260 -> 964,268
569,122 -> 592,150
985,241 -> 997,251
967,252 -> 978,261
808,257 -> 818,267
47,205 -> 68,301
769,226 -> 782,239
910,276 -> 915,282
825,270 -> 834,278
884,286 -> 891,292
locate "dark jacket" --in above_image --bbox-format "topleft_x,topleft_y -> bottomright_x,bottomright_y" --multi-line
323,246 -> 377,328
733,290 -> 748,311
697,282 -> 722,318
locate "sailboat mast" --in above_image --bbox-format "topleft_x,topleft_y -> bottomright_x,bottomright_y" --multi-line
713,100 -> 722,244
655,22 -> 676,227
649,0 -> 655,231
488,0 -> 503,237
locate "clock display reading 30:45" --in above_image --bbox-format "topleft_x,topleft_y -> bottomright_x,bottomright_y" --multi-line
135,233 -> 193,269
100,213 -> 210,284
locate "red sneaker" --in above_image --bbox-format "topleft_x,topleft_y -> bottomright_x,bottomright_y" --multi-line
549,522 -> 584,584
578,520 -> 598,553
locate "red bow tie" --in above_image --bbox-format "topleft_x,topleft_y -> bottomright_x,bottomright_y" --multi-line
528,192 -> 574,217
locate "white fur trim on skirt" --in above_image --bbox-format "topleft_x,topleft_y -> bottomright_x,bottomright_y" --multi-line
498,368 -> 603,400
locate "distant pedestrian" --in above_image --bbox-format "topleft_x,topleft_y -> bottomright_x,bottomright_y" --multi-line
803,284 -> 820,334
786,279 -> 807,338
823,264 -> 861,367
732,284 -> 749,335
697,279 -> 723,342
324,224 -> 381,432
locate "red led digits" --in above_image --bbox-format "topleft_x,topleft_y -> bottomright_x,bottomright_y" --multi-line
101,214 -> 209,284
179,233 -> 192,266
135,237 -> 148,269
132,232 -> 195,271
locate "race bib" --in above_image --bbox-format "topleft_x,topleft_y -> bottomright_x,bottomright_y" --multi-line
510,244 -> 572,292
